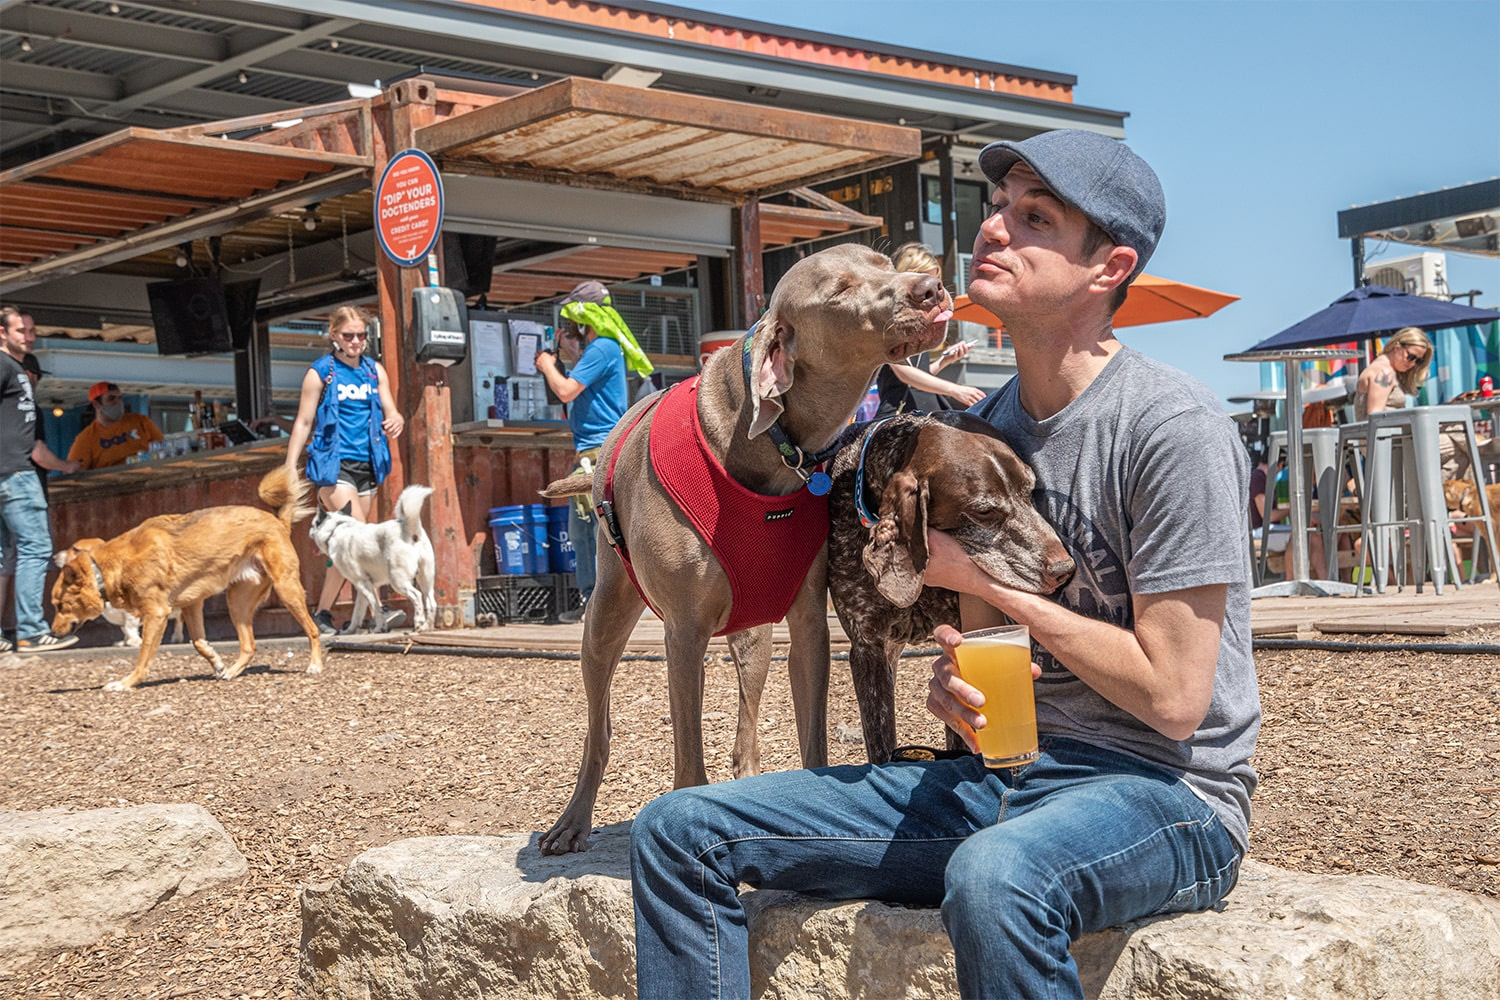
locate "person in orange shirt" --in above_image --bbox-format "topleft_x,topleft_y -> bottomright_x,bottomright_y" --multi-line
67,381 -> 164,470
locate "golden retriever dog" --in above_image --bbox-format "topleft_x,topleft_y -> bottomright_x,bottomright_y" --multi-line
50,466 -> 324,691
538,244 -> 952,854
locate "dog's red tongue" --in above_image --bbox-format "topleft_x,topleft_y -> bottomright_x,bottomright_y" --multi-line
889,313 -> 954,362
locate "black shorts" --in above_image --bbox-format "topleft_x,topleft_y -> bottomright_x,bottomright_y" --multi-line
335,460 -> 378,496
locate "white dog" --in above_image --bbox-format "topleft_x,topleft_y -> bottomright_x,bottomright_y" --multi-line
308,485 -> 436,634
54,544 -> 183,647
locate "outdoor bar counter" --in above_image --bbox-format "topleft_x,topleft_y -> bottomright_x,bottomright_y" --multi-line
46,429 -> 578,612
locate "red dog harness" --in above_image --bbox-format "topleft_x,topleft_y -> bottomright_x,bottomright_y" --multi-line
600,377 -> 829,636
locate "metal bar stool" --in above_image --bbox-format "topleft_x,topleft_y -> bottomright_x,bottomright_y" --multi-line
1257,427 -> 1341,585
1365,405 -> 1500,594
1328,422 -> 1367,582
1340,419 -> 1418,593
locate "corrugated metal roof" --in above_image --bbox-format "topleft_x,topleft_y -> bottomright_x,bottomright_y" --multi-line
49,0 -> 230,33
198,72 -> 346,109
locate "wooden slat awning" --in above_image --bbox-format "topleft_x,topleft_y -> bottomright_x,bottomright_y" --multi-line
417,77 -> 920,201
0,128 -> 371,290
484,245 -> 701,307
477,193 -> 882,308
760,187 -> 885,248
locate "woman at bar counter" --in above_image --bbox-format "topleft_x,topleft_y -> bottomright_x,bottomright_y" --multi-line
1353,327 -> 1432,420
283,306 -> 405,636
1354,326 -> 1498,481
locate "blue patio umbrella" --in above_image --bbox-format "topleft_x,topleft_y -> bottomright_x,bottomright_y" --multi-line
1246,285 -> 1500,352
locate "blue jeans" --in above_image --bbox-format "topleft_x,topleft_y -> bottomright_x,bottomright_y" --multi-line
0,470 -> 52,641
631,738 -> 1242,1000
569,501 -> 598,604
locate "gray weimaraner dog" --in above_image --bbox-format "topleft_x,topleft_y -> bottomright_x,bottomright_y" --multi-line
826,410 -> 1075,764
538,243 -> 952,854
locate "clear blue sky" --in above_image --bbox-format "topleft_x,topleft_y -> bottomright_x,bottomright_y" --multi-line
677,0 -> 1500,407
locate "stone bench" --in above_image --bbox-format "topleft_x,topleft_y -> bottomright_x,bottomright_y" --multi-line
299,825 -> 1500,999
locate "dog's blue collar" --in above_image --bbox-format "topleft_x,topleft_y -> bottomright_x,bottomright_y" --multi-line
854,417 -> 894,528
742,325 -> 836,496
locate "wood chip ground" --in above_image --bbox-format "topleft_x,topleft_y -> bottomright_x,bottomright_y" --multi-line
2,623 -> 1496,997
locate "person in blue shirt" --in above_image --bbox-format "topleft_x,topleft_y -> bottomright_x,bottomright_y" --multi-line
284,305 -> 405,635
534,281 -> 647,623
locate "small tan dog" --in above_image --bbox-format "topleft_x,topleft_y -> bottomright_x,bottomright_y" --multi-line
50,466 -> 324,691
1443,478 -> 1500,564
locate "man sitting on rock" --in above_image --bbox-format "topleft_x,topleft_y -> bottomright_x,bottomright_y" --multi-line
629,131 -> 1260,999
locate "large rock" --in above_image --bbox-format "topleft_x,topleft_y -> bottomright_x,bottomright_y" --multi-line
300,828 -> 1500,1000
0,804 -> 247,972
301,831 -> 637,1000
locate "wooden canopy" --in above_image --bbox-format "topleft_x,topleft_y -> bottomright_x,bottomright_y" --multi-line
2,77 -> 908,311
0,128 -> 370,292
417,77 -> 919,201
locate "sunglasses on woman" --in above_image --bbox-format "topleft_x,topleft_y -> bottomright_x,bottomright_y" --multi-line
1401,348 -> 1427,363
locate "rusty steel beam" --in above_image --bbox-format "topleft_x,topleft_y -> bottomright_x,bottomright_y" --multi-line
373,78 -> 472,629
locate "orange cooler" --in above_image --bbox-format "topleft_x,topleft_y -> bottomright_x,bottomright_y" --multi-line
698,330 -> 742,369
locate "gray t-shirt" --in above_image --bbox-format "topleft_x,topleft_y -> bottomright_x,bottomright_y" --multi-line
970,346 -> 1260,852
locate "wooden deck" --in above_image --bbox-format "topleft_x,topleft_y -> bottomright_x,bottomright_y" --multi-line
1243,580 -> 1500,638
339,578 -> 1500,655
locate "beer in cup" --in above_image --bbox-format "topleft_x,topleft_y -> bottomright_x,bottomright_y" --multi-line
953,624 -> 1038,769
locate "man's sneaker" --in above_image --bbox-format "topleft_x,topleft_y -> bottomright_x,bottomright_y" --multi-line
17,633 -> 79,654
313,610 -> 338,637
380,607 -> 407,630
555,605 -> 586,625
0,636 -> 12,653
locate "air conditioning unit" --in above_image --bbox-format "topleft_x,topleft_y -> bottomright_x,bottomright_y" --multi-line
1363,251 -> 1448,298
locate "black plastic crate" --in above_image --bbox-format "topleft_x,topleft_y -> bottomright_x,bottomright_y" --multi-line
555,573 -> 581,615
476,574 -> 556,624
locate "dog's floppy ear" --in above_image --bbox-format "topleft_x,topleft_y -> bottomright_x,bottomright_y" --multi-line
53,538 -> 103,569
59,557 -> 100,599
861,469 -> 928,607
747,316 -> 797,439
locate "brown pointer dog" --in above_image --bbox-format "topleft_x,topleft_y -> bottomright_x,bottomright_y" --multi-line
826,411 -> 1074,763
538,244 -> 952,854
50,466 -> 323,691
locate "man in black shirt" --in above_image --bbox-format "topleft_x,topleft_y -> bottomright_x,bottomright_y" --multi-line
0,307 -> 79,654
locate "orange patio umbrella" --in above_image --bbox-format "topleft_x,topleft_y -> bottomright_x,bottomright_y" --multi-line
951,273 -> 1239,330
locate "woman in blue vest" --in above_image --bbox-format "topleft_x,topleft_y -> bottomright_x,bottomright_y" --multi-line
283,305 -> 404,635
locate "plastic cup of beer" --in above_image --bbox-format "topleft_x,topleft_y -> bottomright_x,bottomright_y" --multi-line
952,624 -> 1038,769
